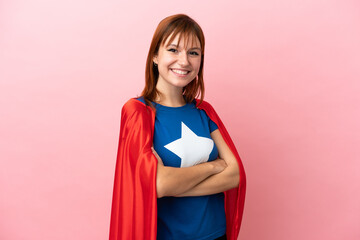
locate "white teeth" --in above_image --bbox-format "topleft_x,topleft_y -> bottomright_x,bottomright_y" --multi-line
172,69 -> 189,75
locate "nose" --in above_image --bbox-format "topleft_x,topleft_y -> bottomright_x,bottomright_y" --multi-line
178,51 -> 189,66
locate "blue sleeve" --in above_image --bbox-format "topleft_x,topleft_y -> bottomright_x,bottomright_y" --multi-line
202,109 -> 218,132
209,118 -> 218,132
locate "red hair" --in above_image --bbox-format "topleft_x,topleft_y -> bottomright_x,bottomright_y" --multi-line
141,14 -> 205,108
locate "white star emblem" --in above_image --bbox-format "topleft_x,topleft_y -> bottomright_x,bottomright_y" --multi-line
164,122 -> 214,168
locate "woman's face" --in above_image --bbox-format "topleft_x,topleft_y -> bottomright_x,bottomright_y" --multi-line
153,32 -> 202,91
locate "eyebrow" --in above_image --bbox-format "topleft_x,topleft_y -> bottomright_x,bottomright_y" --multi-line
167,43 -> 201,51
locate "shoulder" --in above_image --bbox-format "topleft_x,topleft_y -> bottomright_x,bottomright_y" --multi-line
195,99 -> 216,112
121,97 -> 152,118
195,99 -> 223,125
122,96 -> 147,111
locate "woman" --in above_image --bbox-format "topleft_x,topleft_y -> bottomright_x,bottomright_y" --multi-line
109,14 -> 246,240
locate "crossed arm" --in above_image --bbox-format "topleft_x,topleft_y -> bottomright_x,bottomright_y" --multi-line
155,129 -> 240,198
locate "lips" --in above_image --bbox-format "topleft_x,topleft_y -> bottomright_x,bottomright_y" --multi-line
171,68 -> 190,76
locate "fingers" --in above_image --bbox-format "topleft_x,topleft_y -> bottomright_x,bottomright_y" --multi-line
211,158 -> 228,173
151,147 -> 164,165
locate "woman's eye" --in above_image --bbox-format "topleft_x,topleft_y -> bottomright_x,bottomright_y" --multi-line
189,51 -> 199,56
168,48 -> 177,53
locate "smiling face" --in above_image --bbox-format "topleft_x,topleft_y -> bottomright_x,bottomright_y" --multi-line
153,32 -> 202,92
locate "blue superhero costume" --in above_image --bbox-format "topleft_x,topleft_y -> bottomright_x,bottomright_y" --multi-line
109,97 -> 246,240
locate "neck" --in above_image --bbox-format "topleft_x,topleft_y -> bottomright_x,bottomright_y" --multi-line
155,81 -> 186,107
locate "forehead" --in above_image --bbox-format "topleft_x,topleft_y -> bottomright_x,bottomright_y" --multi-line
163,32 -> 201,49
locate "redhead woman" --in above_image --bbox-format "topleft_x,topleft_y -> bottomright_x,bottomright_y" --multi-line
109,14 -> 246,240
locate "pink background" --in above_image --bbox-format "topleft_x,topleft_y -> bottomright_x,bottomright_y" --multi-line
1,0 -> 359,239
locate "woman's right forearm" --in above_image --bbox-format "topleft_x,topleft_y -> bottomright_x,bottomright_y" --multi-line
156,162 -> 216,198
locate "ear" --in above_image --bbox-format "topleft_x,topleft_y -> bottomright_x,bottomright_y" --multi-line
153,56 -> 158,65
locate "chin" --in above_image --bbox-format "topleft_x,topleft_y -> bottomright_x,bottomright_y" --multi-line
172,79 -> 194,88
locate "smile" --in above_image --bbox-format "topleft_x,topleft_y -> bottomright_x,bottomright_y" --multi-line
171,69 -> 190,77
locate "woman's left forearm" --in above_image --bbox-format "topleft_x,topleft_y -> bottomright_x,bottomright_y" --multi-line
175,129 -> 241,197
174,161 -> 240,197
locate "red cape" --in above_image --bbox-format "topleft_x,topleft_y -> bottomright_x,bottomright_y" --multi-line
109,98 -> 246,240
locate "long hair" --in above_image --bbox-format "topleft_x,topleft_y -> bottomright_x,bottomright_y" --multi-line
141,14 -> 205,108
